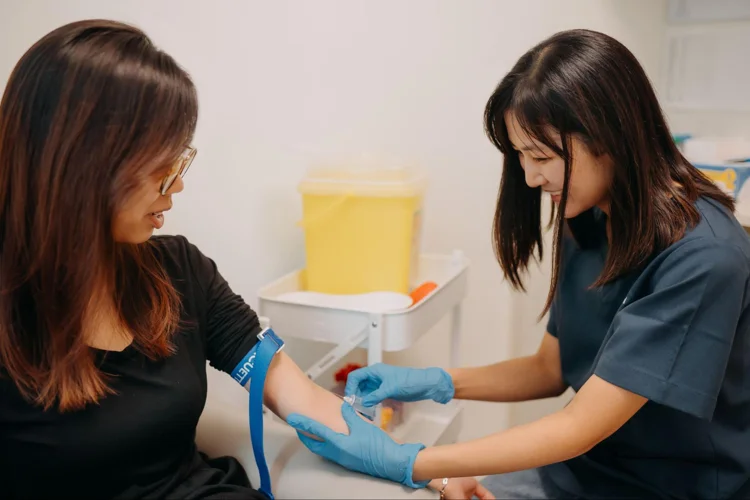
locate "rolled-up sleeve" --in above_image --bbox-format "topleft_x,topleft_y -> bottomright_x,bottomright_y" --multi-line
594,238 -> 748,420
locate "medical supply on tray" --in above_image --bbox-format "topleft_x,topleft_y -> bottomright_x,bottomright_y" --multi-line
696,162 -> 750,200
409,281 -> 438,306
342,394 -> 377,421
683,137 -> 750,202
297,158 -> 426,295
332,363 -> 406,433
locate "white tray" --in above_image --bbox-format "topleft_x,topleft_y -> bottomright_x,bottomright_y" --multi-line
390,399 -> 464,447
257,252 -> 469,352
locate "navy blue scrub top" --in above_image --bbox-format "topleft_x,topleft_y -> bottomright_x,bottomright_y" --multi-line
542,197 -> 750,499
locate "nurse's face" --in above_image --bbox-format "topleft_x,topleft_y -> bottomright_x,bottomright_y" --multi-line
505,112 -> 612,218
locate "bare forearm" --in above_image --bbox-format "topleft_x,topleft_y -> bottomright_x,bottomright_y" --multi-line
412,408 -> 588,481
413,375 -> 648,481
261,352 -> 446,490
262,352 -> 351,435
447,355 -> 566,402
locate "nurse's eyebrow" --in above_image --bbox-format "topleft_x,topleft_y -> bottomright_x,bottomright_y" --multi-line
510,142 -> 545,153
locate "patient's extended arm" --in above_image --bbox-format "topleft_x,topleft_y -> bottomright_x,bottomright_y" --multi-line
262,351 -> 351,435
260,351 -> 491,497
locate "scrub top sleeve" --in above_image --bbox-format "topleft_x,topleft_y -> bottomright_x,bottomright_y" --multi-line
183,238 -> 262,374
594,238 -> 748,420
546,295 -> 559,337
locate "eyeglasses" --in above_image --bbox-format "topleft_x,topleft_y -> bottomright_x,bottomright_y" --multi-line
160,146 -> 197,195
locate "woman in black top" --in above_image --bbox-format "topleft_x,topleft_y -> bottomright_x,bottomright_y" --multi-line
0,19 -> 489,500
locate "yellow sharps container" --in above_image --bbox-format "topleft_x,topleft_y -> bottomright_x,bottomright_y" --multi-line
297,163 -> 425,295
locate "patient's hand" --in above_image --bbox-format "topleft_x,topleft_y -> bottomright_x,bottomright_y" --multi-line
430,476 -> 494,499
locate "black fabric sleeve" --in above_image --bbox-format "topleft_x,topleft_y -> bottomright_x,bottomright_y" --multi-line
182,237 -> 261,374
593,238 -> 748,420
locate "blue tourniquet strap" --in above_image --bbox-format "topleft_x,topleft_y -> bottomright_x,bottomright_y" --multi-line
231,328 -> 284,500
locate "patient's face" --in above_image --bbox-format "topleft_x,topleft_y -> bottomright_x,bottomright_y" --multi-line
112,169 -> 184,244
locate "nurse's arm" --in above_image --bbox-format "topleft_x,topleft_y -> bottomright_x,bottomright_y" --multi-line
411,374 -> 647,481
447,332 -> 568,402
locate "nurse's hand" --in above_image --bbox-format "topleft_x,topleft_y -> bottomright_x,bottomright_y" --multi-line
286,403 -> 429,489
437,477 -> 495,500
345,363 -> 454,406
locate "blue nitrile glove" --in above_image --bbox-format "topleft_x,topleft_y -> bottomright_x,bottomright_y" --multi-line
286,403 -> 429,489
345,363 -> 454,407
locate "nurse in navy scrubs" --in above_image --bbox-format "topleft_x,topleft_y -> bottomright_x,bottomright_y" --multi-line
286,28 -> 750,499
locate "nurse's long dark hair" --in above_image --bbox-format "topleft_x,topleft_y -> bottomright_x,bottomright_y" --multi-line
485,29 -> 733,318
0,20 -> 197,411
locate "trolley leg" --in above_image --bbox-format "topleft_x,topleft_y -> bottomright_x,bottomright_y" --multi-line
367,314 -> 383,366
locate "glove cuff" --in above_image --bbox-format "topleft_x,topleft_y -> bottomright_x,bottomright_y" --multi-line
432,368 -> 455,404
399,442 -> 430,489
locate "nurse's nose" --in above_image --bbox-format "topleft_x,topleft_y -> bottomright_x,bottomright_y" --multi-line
524,161 -> 546,189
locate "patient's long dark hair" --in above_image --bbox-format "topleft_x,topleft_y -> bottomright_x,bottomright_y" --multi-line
0,20 -> 198,411
484,29 -> 733,317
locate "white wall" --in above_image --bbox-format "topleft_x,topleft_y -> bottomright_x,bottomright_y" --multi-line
661,22 -> 750,138
0,0 -> 667,441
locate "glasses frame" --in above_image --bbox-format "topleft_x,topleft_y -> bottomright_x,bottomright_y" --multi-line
160,146 -> 197,195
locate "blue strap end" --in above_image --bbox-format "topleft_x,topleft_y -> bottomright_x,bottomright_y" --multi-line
230,327 -> 285,499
